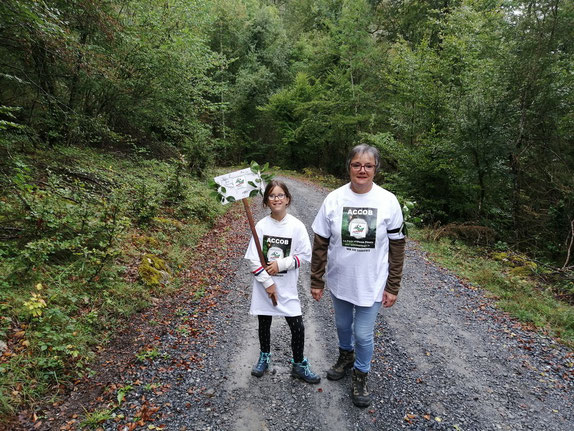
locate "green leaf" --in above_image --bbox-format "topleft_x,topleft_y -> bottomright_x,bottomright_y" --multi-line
249,189 -> 260,197
250,161 -> 260,173
227,196 -> 236,203
248,181 -> 257,188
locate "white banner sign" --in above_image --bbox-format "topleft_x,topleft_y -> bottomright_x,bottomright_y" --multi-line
213,167 -> 263,205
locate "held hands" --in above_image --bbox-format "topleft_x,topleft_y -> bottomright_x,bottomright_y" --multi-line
265,261 -> 279,276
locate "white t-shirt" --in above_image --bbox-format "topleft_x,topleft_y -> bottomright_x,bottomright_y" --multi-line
312,183 -> 404,306
245,214 -> 311,316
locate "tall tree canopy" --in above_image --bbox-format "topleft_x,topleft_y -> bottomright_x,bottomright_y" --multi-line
2,0 -> 573,263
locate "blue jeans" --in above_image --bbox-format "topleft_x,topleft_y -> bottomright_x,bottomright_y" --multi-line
331,293 -> 381,373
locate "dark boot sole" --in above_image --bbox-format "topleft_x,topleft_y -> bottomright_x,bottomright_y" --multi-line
291,372 -> 321,384
251,369 -> 266,377
326,363 -> 353,381
352,397 -> 371,408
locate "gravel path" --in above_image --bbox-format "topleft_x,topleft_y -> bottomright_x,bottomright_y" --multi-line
27,176 -> 572,431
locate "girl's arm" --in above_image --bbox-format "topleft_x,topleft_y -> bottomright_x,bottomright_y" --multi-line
248,258 -> 275,288
267,224 -> 311,273
265,255 -> 298,274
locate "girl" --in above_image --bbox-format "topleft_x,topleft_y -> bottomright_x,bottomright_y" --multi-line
245,180 -> 320,384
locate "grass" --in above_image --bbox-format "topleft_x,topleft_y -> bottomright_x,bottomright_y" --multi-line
410,228 -> 574,349
80,407 -> 114,429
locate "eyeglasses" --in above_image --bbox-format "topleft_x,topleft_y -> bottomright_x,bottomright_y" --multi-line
350,163 -> 376,172
269,194 -> 286,200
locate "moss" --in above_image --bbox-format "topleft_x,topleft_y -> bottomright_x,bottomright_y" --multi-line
509,266 -> 535,276
492,252 -> 537,274
511,255 -> 537,269
153,217 -> 184,230
133,235 -> 160,249
492,252 -> 509,261
138,254 -> 171,287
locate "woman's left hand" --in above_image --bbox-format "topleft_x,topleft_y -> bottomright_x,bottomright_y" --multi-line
383,291 -> 397,308
265,261 -> 279,275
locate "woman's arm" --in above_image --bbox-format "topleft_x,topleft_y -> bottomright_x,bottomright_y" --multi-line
310,234 -> 329,301
385,238 -> 406,296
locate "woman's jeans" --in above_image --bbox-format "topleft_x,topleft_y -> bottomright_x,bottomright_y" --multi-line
331,293 -> 382,373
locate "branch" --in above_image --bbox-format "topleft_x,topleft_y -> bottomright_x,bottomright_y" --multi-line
562,218 -> 574,270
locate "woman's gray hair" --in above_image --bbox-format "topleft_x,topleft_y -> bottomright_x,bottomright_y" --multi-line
346,144 -> 380,174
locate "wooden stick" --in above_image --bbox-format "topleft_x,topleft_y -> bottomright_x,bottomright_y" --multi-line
243,198 -> 277,306
562,218 -> 574,270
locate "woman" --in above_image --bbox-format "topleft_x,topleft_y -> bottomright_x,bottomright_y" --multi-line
310,144 -> 406,407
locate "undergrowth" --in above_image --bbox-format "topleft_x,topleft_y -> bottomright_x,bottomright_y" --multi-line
0,145 -> 224,418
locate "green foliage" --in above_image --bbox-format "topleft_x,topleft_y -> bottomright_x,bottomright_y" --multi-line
0,0 -> 223,154
0,106 -> 23,131
0,145 -> 225,415
1,0 -> 572,265
265,0 -> 574,265
401,200 -> 422,237
135,347 -> 161,363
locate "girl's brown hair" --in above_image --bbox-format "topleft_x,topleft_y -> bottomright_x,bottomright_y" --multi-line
262,180 -> 291,207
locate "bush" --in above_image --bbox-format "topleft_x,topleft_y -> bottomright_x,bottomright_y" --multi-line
0,145 -> 225,415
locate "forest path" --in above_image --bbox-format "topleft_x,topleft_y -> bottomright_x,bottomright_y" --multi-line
164,175 -> 572,431
18,176 -> 573,431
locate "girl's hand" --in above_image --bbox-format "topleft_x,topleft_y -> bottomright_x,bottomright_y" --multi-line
265,283 -> 278,305
265,261 -> 279,275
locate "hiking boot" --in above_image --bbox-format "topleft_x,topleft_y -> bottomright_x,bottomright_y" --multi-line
326,348 -> 355,381
351,368 -> 371,407
291,358 -> 321,384
251,352 -> 271,377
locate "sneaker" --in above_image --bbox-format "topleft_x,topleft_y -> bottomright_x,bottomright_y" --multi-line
291,358 -> 321,384
351,368 -> 371,407
251,352 -> 271,377
326,348 -> 355,381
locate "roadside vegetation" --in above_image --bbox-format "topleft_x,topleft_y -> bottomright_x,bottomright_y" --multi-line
0,144 -> 224,416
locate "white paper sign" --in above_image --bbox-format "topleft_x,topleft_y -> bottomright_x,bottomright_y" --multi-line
213,167 -> 263,205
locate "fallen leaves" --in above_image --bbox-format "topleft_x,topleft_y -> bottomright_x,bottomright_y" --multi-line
403,413 -> 417,423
